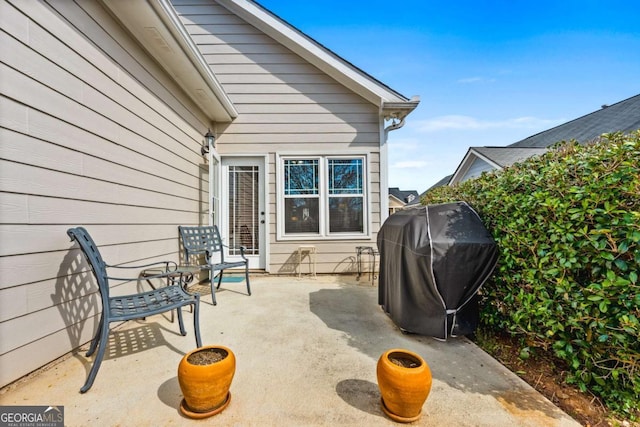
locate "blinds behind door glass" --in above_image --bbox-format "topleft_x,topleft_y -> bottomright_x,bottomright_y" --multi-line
228,166 -> 259,255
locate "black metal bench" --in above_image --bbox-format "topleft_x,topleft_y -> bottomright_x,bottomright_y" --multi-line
67,227 -> 201,393
178,225 -> 251,305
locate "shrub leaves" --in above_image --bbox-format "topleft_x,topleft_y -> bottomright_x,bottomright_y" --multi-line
423,131 -> 640,418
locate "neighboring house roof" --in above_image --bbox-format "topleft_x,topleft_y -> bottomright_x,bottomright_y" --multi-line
449,147 -> 548,184
510,94 -> 640,148
429,174 -> 454,190
409,175 -> 453,205
472,147 -> 549,168
102,0 -> 419,122
448,93 -> 640,185
389,188 -> 419,205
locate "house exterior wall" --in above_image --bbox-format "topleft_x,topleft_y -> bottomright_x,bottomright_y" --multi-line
389,197 -> 406,215
457,157 -> 495,183
0,0 -> 210,388
173,0 -> 384,274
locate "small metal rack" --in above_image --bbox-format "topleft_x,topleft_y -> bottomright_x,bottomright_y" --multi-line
356,246 -> 379,285
297,245 -> 317,278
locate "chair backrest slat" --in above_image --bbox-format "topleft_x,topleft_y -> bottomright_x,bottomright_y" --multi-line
179,225 -> 225,264
67,227 -> 110,299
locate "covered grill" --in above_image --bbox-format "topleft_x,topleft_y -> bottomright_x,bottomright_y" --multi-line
377,201 -> 498,340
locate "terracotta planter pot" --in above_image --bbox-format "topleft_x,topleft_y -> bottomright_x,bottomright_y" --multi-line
376,348 -> 432,423
178,345 -> 235,419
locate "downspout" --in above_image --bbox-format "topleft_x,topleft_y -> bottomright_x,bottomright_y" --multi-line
384,116 -> 406,135
380,116 -> 407,223
379,96 -> 418,225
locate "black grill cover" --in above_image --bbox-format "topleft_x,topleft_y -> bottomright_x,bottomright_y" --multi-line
377,202 -> 498,339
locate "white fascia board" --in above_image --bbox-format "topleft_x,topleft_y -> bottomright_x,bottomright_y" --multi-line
101,0 -> 238,122
449,149 -> 474,185
217,0 -> 417,110
381,97 -> 420,121
388,194 -> 405,205
469,148 -> 502,170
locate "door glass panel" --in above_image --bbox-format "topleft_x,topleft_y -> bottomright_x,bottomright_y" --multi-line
228,166 -> 259,255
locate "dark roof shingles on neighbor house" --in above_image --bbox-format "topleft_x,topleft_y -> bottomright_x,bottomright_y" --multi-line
389,187 -> 419,203
473,147 -> 548,167
421,93 -> 640,194
509,94 -> 640,148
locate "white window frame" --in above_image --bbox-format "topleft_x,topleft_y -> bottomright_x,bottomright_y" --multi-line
276,154 -> 370,241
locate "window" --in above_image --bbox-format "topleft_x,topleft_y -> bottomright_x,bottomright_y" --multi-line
284,159 -> 319,234
280,156 -> 367,238
328,158 -> 363,233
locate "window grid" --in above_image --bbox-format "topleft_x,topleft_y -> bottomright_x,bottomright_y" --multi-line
284,159 -> 319,196
328,158 -> 363,195
281,156 -> 367,237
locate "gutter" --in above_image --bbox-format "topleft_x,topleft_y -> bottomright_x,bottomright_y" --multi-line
152,0 -> 238,121
382,96 -> 420,136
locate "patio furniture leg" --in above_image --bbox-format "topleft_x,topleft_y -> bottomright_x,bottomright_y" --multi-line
85,313 -> 104,357
80,321 -> 110,393
176,307 -> 187,336
216,265 -> 251,296
192,296 -> 202,348
244,263 -> 251,295
216,269 -> 224,290
209,267 -> 218,305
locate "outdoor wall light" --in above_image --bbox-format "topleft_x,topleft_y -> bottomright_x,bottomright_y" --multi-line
201,129 -> 215,156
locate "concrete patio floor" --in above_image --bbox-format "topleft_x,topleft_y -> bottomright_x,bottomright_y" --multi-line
0,275 -> 580,426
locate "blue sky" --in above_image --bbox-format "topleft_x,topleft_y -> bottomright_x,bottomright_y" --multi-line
256,1 -> 640,192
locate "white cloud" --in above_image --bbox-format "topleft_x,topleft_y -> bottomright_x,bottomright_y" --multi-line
457,76 -> 496,84
414,115 -> 563,133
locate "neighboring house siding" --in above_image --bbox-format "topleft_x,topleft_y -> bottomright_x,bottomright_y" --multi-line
0,0 -> 209,387
174,0 -> 382,274
389,198 -> 405,215
460,157 -> 494,182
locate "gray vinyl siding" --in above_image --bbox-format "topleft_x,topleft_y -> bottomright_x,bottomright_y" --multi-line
460,157 -> 496,182
173,0 -> 383,274
0,0 -> 209,388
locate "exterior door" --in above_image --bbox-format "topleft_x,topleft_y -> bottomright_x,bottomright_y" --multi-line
222,157 -> 266,269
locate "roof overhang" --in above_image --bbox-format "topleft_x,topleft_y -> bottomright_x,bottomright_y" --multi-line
381,97 -> 421,121
468,148 -> 503,169
217,0 -> 419,118
100,0 -> 238,122
388,194 -> 405,205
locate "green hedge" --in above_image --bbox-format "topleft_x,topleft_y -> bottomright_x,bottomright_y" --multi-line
422,131 -> 640,417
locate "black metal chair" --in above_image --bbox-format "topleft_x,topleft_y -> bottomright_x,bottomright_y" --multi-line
178,225 -> 251,305
67,227 -> 202,393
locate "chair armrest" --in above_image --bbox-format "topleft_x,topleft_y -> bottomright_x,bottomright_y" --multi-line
107,268 -> 188,284
238,246 -> 248,261
205,246 -> 248,262
106,260 -> 178,272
